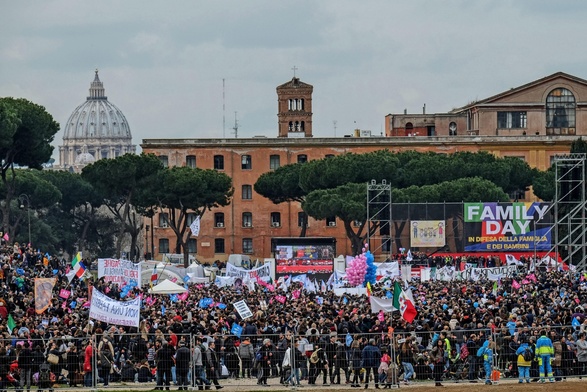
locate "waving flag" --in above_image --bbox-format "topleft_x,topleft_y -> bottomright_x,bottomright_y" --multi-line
392,281 -> 417,323
190,216 -> 201,236
150,265 -> 158,287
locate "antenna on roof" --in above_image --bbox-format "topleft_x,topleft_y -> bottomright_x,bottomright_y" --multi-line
222,78 -> 226,138
232,111 -> 239,138
333,120 -> 338,137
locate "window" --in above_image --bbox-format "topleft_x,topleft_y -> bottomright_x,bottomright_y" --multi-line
497,111 -> 527,129
270,212 -> 281,227
214,155 -> 224,170
186,213 -> 198,226
241,155 -> 252,170
448,122 -> 457,136
242,238 -> 253,254
381,237 -> 392,252
214,213 -> 225,228
242,184 -> 253,200
326,217 -> 336,227
325,154 -> 335,159
509,189 -> 526,201
546,88 -> 576,133
186,155 -> 196,168
158,238 -> 169,254
297,154 -> 308,164
158,212 -> 169,228
297,212 -> 306,227
270,155 -> 281,170
242,212 -> 253,227
214,238 -> 225,254
187,238 -> 197,253
159,155 -> 169,167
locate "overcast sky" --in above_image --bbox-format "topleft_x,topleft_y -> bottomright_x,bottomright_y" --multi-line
2,0 -> 587,158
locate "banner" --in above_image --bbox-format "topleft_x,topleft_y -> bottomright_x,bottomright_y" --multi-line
435,265 -> 517,281
369,297 -> 395,313
89,287 -> 140,327
464,202 -> 551,252
410,220 -> 445,247
98,258 -> 142,287
233,300 -> 253,319
34,278 -> 57,314
225,263 -> 271,280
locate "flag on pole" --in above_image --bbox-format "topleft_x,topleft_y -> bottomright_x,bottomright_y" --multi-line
150,265 -> 158,287
190,216 -> 201,237
2,233 -> 8,242
492,281 -> 498,297
392,281 -> 417,323
406,249 -> 413,262
6,314 -> 16,333
67,252 -> 85,283
366,281 -> 372,297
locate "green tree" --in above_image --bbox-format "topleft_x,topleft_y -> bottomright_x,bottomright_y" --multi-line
40,170 -> 111,256
254,163 -> 310,236
153,166 -> 233,267
0,98 -> 59,236
82,154 -> 164,260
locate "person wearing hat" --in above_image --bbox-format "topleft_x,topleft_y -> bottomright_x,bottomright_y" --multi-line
175,340 -> 191,390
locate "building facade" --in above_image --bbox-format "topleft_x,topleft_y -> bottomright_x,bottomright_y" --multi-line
59,70 -> 136,172
386,72 -> 587,138
142,73 -> 585,263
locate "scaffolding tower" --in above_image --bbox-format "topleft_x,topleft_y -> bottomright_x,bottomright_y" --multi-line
367,180 -> 392,260
552,153 -> 587,271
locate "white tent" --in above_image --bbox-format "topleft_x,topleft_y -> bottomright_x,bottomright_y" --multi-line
149,279 -> 187,294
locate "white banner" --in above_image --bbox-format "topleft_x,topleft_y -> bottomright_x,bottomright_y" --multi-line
233,300 -> 253,319
369,297 -> 395,313
225,263 -> 271,279
89,288 -> 140,327
98,259 -> 141,287
401,265 -> 412,282
376,262 -> 400,278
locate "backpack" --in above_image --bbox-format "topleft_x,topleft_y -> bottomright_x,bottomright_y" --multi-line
522,347 -> 533,362
310,348 -> 322,364
38,363 -> 52,385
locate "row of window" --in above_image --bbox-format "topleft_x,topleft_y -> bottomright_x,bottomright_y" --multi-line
158,212 -> 338,228
159,154 -> 318,170
157,238 -> 248,254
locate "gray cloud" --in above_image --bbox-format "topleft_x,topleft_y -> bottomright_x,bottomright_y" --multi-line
1,0 -> 587,158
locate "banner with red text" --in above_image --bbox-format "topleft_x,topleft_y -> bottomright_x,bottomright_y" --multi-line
98,258 -> 142,287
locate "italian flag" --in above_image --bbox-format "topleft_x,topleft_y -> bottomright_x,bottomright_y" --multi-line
392,281 -> 417,323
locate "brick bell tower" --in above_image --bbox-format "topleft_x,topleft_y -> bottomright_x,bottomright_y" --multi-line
276,69 -> 313,137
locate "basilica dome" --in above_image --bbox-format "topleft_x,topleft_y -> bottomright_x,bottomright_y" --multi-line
63,71 -> 131,140
59,70 -> 136,172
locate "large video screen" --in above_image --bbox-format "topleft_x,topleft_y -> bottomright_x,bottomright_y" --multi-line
272,237 -> 335,282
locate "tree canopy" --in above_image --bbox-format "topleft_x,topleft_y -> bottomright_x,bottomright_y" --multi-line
258,149 -> 535,255
153,166 -> 233,266
0,98 -> 59,235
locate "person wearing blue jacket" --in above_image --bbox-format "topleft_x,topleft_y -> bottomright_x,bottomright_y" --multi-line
515,339 -> 533,384
535,330 -> 555,383
361,339 -> 381,389
477,339 -> 494,385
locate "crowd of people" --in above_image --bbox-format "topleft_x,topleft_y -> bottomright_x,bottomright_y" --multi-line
0,241 -> 587,390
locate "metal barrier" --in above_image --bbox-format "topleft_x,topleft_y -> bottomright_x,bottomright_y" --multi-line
2,327 -> 585,390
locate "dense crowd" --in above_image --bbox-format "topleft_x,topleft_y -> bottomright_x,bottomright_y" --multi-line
0,241 -> 586,390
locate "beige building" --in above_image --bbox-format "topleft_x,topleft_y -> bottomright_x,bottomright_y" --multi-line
386,72 -> 587,141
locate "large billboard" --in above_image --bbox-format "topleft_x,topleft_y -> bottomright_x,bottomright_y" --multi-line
464,202 -> 552,252
410,220 -> 446,248
272,237 -> 335,282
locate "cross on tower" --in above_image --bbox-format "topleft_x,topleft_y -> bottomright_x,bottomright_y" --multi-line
292,65 -> 298,78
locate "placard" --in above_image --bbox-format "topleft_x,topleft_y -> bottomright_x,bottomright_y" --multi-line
233,300 -> 253,319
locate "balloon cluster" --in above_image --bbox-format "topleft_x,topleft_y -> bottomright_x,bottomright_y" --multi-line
346,244 -> 373,286
364,247 -> 376,287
